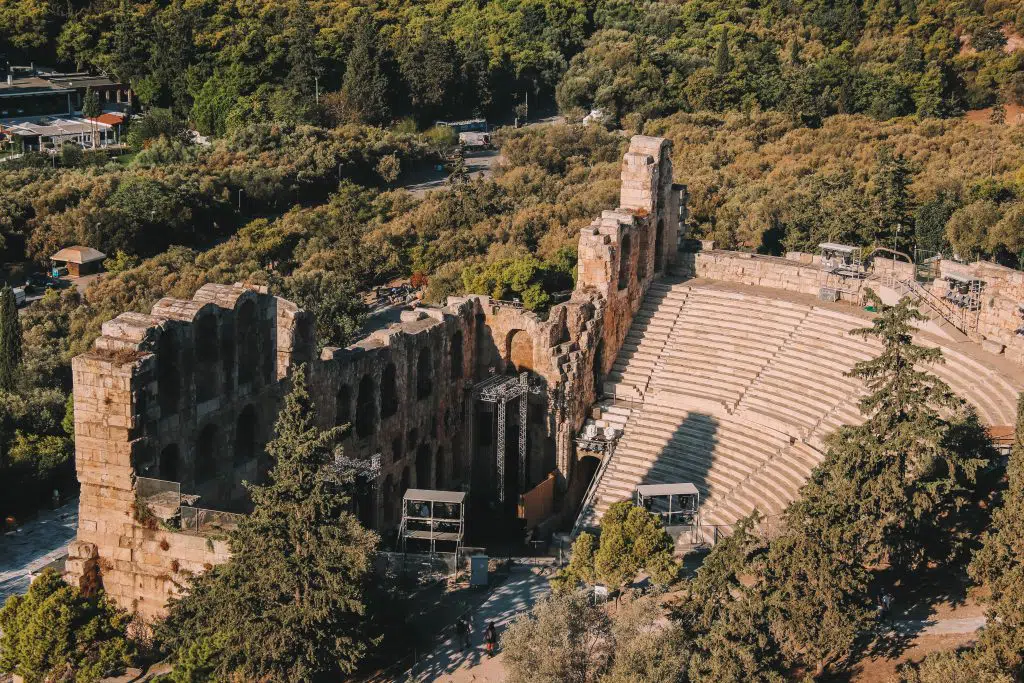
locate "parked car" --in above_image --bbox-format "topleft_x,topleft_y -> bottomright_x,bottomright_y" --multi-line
12,287 -> 25,306
25,273 -> 57,293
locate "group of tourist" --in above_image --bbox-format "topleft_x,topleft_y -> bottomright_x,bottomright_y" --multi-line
455,617 -> 498,656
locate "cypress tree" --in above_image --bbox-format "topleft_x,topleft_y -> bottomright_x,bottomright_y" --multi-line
715,30 -> 732,76
82,86 -> 102,149
287,0 -> 320,97
0,285 -> 22,390
872,146 -> 914,250
339,14 -> 391,125
159,365 -> 378,679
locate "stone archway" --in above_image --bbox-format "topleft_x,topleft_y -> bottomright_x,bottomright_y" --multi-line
416,348 -> 433,400
158,331 -> 180,414
506,330 -> 534,374
336,384 -> 352,427
618,232 -> 632,290
381,363 -> 398,418
196,424 -> 218,483
416,443 -> 432,489
195,314 -> 219,403
355,374 -> 376,438
654,218 -> 665,273
451,332 -> 463,379
234,405 -> 257,465
159,444 -> 180,482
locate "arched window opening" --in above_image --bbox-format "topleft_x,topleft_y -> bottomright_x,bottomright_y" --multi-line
392,437 -> 403,464
416,443 -> 432,488
435,448 -> 445,489
380,363 -> 398,418
355,374 -> 376,438
159,444 -> 180,482
261,324 -> 274,385
158,331 -> 180,414
234,405 -> 257,465
451,440 -> 460,482
383,474 -> 395,525
451,332 -> 463,379
654,219 -> 665,273
506,330 -> 534,374
221,319 -> 235,394
336,384 -> 352,428
195,314 -> 219,403
237,301 -> 258,385
407,428 -> 418,454
400,467 -> 410,498
637,229 -> 649,280
416,347 -> 433,400
617,233 -> 632,290
196,424 -> 218,483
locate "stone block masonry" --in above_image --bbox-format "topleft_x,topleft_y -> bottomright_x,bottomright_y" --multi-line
65,136 -> 685,618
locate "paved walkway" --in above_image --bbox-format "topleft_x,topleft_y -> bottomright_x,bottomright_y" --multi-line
401,566 -> 551,682
888,616 -> 986,636
0,499 -> 78,605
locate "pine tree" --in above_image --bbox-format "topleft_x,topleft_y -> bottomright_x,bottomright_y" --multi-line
872,146 -> 914,249
159,366 -> 379,680
968,393 -> 1024,671
0,285 -> 22,390
339,14 -> 390,125
836,290 -> 988,568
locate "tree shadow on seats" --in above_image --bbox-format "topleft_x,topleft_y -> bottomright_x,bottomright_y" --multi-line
629,412 -> 719,532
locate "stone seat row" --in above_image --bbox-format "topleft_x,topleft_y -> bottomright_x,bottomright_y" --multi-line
581,282 -> 1023,535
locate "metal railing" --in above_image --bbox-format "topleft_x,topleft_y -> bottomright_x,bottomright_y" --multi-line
180,506 -> 243,536
571,427 -> 625,538
874,273 -> 973,333
135,477 -> 181,519
492,298 -> 524,310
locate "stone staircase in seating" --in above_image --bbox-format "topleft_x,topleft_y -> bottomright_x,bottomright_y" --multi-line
575,278 -> 1023,538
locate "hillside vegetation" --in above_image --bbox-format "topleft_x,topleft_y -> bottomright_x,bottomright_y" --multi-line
2,0 -> 1023,132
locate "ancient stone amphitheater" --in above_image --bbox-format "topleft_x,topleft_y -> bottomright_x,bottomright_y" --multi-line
65,134 -> 1024,618
576,271 -> 1024,536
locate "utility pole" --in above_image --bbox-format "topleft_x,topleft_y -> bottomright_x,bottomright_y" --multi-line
315,76 -> 319,105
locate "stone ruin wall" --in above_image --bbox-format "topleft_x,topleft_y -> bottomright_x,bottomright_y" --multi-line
66,283 -> 312,620
934,259 -> 1024,365
678,245 -> 1024,372
65,135 -> 683,618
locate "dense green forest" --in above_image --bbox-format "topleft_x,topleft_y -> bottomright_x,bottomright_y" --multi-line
2,0 -> 1023,131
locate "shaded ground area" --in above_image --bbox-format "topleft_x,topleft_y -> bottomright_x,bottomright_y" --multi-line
0,499 -> 78,605
402,565 -> 550,683
401,148 -> 501,198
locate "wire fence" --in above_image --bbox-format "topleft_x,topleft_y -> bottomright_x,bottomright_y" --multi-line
135,476 -> 181,519
179,506 -> 243,537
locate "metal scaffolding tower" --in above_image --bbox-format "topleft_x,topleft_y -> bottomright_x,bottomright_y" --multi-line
473,372 -> 543,502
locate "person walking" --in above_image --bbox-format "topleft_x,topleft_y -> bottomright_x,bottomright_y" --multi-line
484,621 -> 497,657
455,616 -> 471,651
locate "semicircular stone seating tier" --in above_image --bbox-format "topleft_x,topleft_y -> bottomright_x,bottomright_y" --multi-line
584,280 -> 1023,534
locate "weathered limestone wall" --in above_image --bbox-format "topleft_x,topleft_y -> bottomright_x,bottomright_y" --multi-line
677,250 -> 825,296
66,135 -> 683,618
312,300 -> 477,533
678,248 -> 1024,369
579,136 -> 682,374
68,283 -> 308,618
934,259 -> 1024,364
